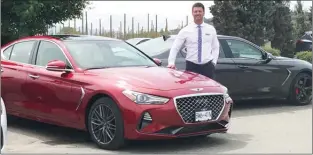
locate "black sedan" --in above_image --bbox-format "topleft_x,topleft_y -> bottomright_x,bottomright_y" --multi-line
295,31 -> 312,52
136,35 -> 312,105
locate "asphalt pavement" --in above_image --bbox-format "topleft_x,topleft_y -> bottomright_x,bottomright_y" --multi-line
3,100 -> 312,154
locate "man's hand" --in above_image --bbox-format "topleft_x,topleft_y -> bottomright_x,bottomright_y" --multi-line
167,64 -> 176,69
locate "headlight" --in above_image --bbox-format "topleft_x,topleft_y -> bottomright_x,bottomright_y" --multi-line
122,90 -> 169,105
221,86 -> 232,103
221,86 -> 228,95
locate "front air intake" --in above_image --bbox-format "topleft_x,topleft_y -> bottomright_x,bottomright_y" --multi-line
138,112 -> 153,130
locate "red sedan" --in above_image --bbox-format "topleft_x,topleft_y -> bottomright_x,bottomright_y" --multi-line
1,35 -> 233,150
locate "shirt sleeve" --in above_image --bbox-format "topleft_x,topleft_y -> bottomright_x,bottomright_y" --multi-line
211,27 -> 220,65
168,29 -> 186,66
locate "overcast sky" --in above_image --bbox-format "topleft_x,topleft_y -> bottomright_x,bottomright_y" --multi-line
52,1 -> 312,33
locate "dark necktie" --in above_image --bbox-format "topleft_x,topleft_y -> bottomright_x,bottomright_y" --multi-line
197,25 -> 202,63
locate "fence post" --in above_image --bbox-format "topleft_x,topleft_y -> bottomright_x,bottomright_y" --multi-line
124,14 -> 127,40
120,21 -> 122,39
137,22 -> 139,37
132,17 -> 134,38
85,11 -> 88,35
91,22 -> 93,35
147,13 -> 150,33
165,18 -> 168,33
155,14 -> 158,37
186,15 -> 188,26
99,19 -> 102,35
81,13 -> 84,34
74,19 -> 77,30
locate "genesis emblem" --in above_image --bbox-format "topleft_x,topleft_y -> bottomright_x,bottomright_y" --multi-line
190,88 -> 203,92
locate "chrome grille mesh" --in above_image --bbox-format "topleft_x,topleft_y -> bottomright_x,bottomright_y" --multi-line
175,94 -> 224,123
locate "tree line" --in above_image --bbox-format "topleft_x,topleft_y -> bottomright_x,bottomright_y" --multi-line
209,0 -> 312,57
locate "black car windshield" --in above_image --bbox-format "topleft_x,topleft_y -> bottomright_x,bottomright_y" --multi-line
64,40 -> 157,69
136,37 -> 175,57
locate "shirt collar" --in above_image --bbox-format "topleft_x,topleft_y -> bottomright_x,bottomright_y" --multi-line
193,22 -> 204,27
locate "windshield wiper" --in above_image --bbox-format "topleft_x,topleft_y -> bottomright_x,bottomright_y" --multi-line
85,67 -> 109,70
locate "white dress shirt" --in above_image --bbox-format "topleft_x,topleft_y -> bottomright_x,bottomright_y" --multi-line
168,22 -> 220,66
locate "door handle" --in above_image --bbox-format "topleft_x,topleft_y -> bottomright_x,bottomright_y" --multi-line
1,69 -> 3,72
28,74 -> 40,79
238,65 -> 248,69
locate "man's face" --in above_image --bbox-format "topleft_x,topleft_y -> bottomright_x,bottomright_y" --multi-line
192,7 -> 204,21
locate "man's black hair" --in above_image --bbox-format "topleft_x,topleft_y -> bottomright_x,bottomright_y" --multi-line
192,2 -> 205,12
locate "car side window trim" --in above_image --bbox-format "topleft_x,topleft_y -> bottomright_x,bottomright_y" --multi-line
1,45 -> 14,60
31,39 -> 75,71
218,39 -> 234,59
1,39 -> 75,71
220,38 -> 266,60
236,38 -> 266,58
1,40 -> 38,65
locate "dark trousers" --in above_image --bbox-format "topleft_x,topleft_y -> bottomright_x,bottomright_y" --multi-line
186,60 -> 215,80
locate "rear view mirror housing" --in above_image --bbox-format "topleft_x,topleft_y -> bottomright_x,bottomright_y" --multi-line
46,60 -> 72,72
153,58 -> 162,66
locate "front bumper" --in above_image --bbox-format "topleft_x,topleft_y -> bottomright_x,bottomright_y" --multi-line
123,94 -> 233,140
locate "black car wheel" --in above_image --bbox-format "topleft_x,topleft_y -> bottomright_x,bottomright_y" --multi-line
87,97 -> 125,150
289,73 -> 312,105
1,127 -> 3,150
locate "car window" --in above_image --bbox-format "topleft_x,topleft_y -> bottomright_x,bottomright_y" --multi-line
64,40 -> 157,69
137,37 -> 174,57
111,46 -> 145,60
301,34 -> 312,40
137,37 -> 184,59
219,45 -> 226,58
2,45 -> 13,60
225,39 -> 263,59
10,41 -> 35,64
35,41 -> 68,67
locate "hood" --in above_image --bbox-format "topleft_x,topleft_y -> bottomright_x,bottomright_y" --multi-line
275,56 -> 310,62
274,56 -> 293,60
274,56 -> 312,66
86,66 -> 221,91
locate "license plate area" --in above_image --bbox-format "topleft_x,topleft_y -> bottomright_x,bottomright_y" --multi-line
195,109 -> 212,122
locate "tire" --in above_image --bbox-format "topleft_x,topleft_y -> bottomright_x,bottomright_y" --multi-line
1,127 -> 3,150
87,97 -> 125,150
289,73 -> 312,105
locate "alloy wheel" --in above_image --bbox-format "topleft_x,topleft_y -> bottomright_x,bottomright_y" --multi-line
294,75 -> 312,104
90,104 -> 116,145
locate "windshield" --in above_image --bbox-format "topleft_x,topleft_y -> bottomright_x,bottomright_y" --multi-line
64,40 -> 157,69
136,37 -> 174,56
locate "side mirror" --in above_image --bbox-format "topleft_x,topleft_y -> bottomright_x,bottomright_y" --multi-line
266,52 -> 273,59
46,60 -> 71,72
162,35 -> 170,41
261,52 -> 273,63
153,58 -> 162,66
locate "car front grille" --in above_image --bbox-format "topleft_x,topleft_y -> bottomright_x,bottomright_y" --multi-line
174,94 -> 225,123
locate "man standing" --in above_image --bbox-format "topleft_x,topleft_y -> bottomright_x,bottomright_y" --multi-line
167,2 -> 220,80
